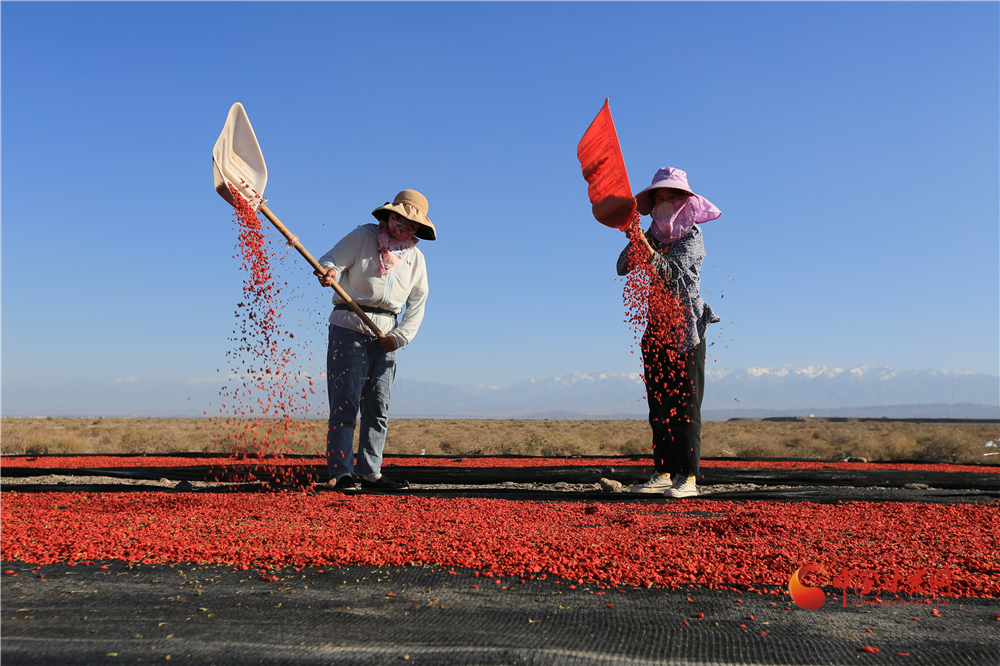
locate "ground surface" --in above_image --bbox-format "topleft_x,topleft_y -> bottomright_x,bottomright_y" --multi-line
2,456 -> 998,665
3,561 -> 998,665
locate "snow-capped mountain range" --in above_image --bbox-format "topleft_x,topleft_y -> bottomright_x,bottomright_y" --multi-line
701,365 -> 998,413
390,366 -> 999,419
2,366 -> 997,419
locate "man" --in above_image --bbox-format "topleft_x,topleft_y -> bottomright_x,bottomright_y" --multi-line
315,189 -> 434,490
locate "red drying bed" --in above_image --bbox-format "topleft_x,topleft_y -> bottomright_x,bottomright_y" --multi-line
1,456 -> 297,470
1,493 -> 997,598
1,455 -> 995,475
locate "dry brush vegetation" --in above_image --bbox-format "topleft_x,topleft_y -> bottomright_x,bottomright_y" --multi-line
1,417 -> 997,464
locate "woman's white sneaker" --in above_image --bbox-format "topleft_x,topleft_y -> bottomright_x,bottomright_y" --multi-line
629,472 -> 675,494
665,476 -> 698,498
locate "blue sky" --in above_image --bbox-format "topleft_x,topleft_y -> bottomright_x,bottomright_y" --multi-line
2,2 -> 998,412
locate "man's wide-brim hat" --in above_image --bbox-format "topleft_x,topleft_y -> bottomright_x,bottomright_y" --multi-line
634,167 -> 698,216
371,189 -> 437,241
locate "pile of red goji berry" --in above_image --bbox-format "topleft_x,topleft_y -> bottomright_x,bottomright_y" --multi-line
1,493 -> 996,597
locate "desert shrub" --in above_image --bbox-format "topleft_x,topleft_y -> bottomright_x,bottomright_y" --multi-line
781,436 -> 806,455
843,429 -> 907,461
734,439 -> 783,459
788,426 -> 841,459
1,432 -> 27,455
877,431 -> 916,460
119,428 -> 183,454
912,433 -> 969,463
710,426 -> 783,458
119,429 -> 157,453
539,433 -> 583,457
1,417 -> 995,463
210,434 -> 245,455
1,420 -> 86,454
464,432 -> 502,455
813,430 -> 855,458
617,437 -> 647,456
567,434 -> 613,456
23,441 -> 50,455
23,435 -> 89,455
518,430 -> 545,456
438,438 -> 461,454
798,442 -> 838,459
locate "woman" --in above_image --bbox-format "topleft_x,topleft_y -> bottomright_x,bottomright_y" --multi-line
315,189 -> 434,490
617,167 -> 721,498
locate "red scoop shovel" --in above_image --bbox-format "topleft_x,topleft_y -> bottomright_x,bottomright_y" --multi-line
577,99 -> 637,230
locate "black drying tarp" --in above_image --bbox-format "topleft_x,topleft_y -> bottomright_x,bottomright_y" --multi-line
3,455 -> 998,503
4,459 -> 998,489
2,561 -> 997,666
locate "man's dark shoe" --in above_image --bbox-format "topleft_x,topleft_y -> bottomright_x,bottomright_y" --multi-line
360,476 -> 409,490
333,475 -> 357,491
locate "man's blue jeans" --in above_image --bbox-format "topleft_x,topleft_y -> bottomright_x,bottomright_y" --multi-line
326,324 -> 396,479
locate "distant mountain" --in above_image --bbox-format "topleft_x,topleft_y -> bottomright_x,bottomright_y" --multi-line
390,372 -> 649,418
2,366 -> 997,420
702,403 -> 1000,421
1,375 -> 227,418
389,367 -> 999,420
704,366 -> 999,411
503,405 -> 1000,421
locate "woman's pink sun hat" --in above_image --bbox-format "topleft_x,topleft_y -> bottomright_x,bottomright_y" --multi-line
634,167 -> 698,215
635,167 -> 721,245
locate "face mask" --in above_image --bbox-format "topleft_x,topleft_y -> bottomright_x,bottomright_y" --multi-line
377,218 -> 419,277
650,198 -> 695,245
650,200 -> 679,225
387,214 -> 417,241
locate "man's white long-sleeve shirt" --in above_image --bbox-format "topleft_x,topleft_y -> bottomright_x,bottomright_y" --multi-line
318,223 -> 429,347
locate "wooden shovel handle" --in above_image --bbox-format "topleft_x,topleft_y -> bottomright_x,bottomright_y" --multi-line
258,203 -> 386,339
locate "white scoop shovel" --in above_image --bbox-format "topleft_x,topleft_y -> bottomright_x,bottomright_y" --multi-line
212,103 -> 385,339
